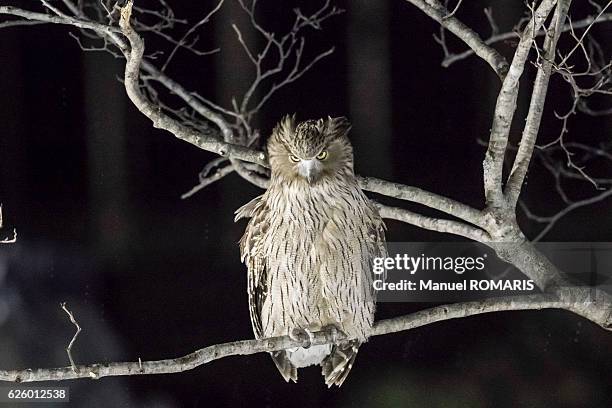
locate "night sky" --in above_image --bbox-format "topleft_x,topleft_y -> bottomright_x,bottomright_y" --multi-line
0,1 -> 611,407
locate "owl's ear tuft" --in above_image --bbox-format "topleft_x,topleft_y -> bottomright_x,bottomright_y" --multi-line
280,114 -> 297,134
325,116 -> 351,139
273,113 -> 297,142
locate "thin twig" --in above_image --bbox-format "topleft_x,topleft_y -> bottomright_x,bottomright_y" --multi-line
441,12 -> 612,68
443,0 -> 464,19
161,0 -> 224,71
60,302 -> 82,373
520,186 -> 612,241
181,161 -> 235,199
403,0 -> 509,79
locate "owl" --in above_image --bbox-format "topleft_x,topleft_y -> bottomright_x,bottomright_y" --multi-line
235,115 -> 387,387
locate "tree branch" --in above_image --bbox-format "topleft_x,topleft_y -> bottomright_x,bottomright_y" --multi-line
0,0 -> 611,387
60,303 -> 82,373
359,176 -> 485,226
0,2 -> 594,292
377,204 -> 490,242
441,13 -> 612,68
1,288 -> 609,383
505,0 -> 571,204
482,0 -> 556,206
0,3 -> 266,172
0,5 -> 119,35
403,0 -> 509,79
121,1 -> 269,188
0,2 -> 488,236
520,187 -> 612,241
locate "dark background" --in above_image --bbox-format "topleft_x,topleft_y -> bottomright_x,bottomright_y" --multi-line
0,0 -> 611,407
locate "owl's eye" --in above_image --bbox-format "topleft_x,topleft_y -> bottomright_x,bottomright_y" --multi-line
316,150 -> 328,161
289,154 -> 300,163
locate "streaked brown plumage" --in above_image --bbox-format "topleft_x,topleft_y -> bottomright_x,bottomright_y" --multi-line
235,115 -> 387,386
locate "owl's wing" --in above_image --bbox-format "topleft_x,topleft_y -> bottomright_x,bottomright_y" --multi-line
236,195 -> 268,338
236,196 -> 298,383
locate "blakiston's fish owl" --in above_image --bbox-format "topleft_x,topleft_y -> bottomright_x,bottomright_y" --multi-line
235,115 -> 387,387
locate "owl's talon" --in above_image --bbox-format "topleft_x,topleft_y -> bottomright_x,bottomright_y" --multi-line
290,328 -> 314,349
322,324 -> 344,344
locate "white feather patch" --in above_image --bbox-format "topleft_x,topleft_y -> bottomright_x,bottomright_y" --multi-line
287,344 -> 332,368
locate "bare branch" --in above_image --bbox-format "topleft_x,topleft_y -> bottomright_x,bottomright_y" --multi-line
441,12 -> 612,68
1,1 -> 608,297
0,5 -> 120,35
181,158 -> 235,199
378,204 -> 490,242
116,1 -> 268,169
0,19 -> 46,29
518,137 -> 612,241
2,288 -> 609,383
557,1 -> 612,67
483,7 -> 499,38
0,1 -> 581,252
526,14 -> 612,191
483,0 -> 556,206
539,143 -> 612,188
160,0 -> 224,72
443,0 -> 464,20
1,1 -> 333,191
1,2 -> 264,182
358,176 -> 485,227
233,0 -> 342,119
520,186 -> 612,241
432,23 -> 450,60
248,45 -> 336,116
506,1 -> 571,204
374,288 -> 612,337
60,303 -> 82,373
41,0 -> 70,17
403,0 -> 509,79
0,2 -> 610,389
0,2 -> 489,237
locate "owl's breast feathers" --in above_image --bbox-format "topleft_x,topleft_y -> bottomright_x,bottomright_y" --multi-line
236,179 -> 387,386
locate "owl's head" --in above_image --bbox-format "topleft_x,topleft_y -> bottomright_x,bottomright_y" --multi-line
267,114 -> 353,184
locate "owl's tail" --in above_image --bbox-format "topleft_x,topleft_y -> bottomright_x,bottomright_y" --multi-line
321,340 -> 360,387
270,341 -> 360,386
270,350 -> 298,383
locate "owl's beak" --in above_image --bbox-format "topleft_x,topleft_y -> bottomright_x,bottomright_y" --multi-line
298,159 -> 320,183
